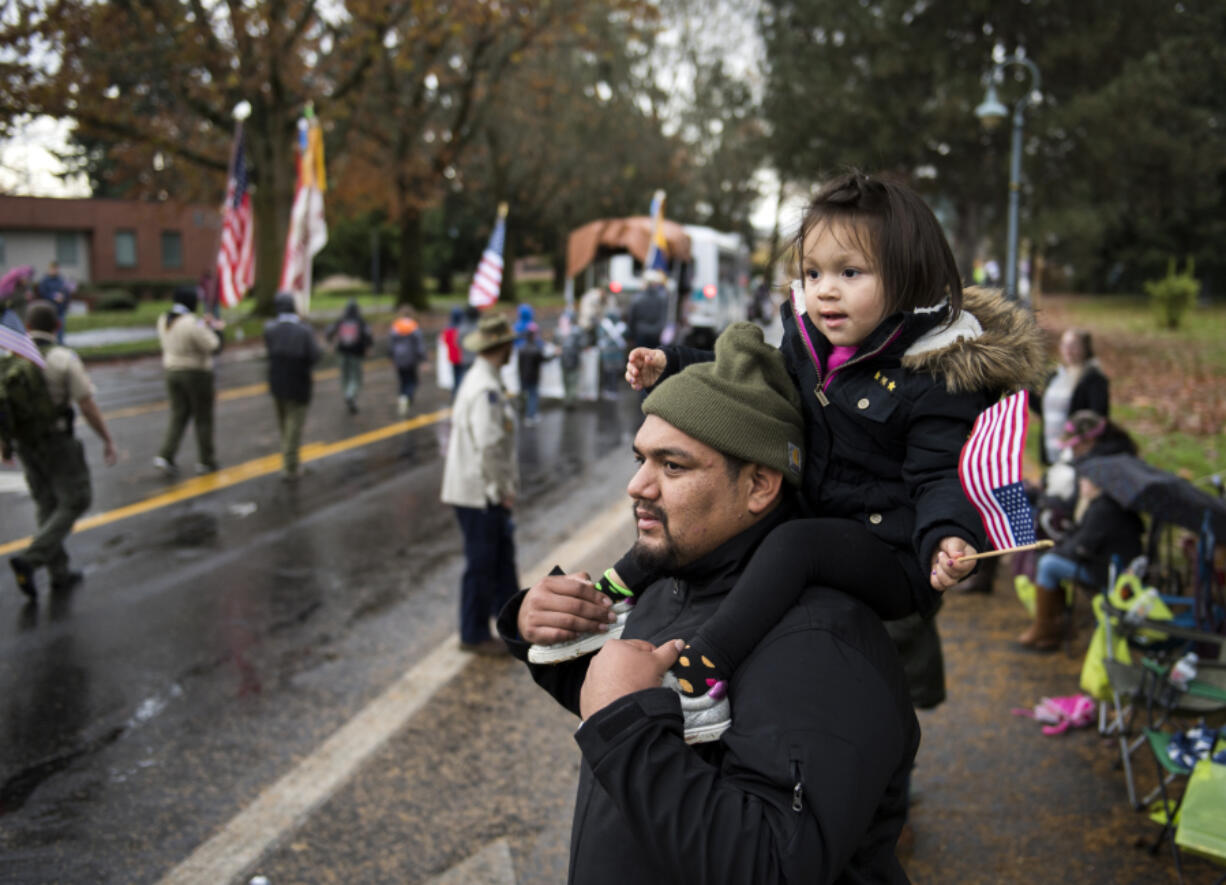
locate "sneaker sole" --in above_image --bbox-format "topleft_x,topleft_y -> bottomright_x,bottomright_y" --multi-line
527,622 -> 625,664
684,720 -> 730,745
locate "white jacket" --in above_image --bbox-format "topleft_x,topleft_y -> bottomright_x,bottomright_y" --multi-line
440,356 -> 518,508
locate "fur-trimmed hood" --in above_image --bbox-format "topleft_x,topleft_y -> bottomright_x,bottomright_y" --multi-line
901,286 -> 1046,395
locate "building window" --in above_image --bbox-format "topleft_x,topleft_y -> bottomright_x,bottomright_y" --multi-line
115,230 -> 137,268
55,232 -> 78,266
161,230 -> 183,270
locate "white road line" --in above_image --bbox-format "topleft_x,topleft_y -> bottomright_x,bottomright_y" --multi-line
157,493 -> 632,885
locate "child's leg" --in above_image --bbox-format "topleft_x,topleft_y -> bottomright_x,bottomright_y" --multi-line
671,518 -> 915,697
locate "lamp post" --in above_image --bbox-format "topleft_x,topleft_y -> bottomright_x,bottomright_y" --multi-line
976,54 -> 1041,305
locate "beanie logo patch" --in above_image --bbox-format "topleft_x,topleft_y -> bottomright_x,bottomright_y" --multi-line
787,442 -> 803,476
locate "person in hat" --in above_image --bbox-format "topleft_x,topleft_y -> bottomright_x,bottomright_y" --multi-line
264,291 -> 322,480
440,312 -> 520,655
499,322 -> 917,882
154,285 -> 225,476
5,301 -> 117,601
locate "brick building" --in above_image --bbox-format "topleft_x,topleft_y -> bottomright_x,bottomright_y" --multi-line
0,195 -> 220,290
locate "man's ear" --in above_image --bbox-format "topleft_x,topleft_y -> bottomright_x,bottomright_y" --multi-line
745,464 -> 784,515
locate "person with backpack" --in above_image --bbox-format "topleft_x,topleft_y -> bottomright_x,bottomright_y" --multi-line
154,286 -> 224,476
325,299 -> 373,414
265,292 -> 322,481
388,305 -> 426,416
2,301 -> 116,601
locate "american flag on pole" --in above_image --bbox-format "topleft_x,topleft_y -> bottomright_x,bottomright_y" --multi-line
278,109 -> 328,314
959,391 -> 1036,550
468,203 -> 507,309
0,308 -> 46,369
216,121 -> 255,308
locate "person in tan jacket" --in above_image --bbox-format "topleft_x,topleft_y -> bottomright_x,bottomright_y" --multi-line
154,286 -> 224,476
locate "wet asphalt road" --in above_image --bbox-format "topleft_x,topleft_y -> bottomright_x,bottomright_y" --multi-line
0,345 -> 644,884
0,342 -> 1220,884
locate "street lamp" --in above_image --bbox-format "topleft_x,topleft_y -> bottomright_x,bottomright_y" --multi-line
976,54 -> 1041,305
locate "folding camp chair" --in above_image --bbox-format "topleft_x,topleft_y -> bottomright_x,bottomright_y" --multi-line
1094,573 -> 1225,809
1139,653 -> 1226,882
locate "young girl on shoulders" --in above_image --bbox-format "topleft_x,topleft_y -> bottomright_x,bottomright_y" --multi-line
533,171 -> 1046,740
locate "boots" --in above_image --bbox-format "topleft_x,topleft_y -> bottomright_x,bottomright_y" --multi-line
1018,584 -> 1065,651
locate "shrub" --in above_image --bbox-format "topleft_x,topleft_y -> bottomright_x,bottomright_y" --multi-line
94,289 -> 138,311
1144,257 -> 1200,330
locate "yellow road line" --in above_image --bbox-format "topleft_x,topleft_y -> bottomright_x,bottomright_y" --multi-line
102,368 -> 343,421
0,408 -> 450,557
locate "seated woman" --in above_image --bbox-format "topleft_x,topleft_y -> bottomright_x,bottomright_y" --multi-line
1021,465 -> 1144,651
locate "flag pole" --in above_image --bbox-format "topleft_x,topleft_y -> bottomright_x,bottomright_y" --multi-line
955,539 -> 1053,563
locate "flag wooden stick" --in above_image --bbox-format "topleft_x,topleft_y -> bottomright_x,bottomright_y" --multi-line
955,540 -> 1054,563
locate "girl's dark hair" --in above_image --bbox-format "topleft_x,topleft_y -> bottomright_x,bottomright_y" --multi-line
794,171 -> 963,318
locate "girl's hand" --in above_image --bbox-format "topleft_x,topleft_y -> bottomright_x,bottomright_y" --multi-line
930,537 -> 977,591
625,348 -> 667,391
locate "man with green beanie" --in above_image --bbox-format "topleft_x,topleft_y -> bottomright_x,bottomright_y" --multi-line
497,323 -> 918,883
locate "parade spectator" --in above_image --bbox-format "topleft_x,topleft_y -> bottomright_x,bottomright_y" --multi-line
264,291 -> 321,480
4,301 -> 116,600
325,298 -> 373,414
388,305 -> 425,416
516,323 -> 552,425
1020,470 -> 1143,651
596,306 -> 626,399
585,172 -> 1044,739
555,308 -> 584,409
441,313 -> 519,655
36,261 -> 71,343
1034,327 -> 1110,466
513,302 -> 535,347
624,270 -> 668,349
154,285 -> 224,476
500,323 -> 918,882
439,306 -> 465,400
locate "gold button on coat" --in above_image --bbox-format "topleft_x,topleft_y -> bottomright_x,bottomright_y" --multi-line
869,513 -> 883,525
857,398 -> 870,409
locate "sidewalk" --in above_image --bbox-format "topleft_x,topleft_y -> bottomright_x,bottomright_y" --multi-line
902,572 -> 1219,883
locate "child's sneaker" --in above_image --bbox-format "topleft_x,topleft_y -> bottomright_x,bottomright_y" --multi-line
527,569 -> 633,664
527,597 -> 633,663
662,671 -> 730,744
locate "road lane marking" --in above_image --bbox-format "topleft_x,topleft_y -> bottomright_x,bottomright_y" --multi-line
156,493 -> 631,885
101,369 -> 344,421
0,408 -> 450,557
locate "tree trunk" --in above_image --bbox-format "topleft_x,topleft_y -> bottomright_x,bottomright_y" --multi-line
245,110 -> 297,316
397,206 -> 428,309
953,198 -> 982,286
499,229 -> 517,304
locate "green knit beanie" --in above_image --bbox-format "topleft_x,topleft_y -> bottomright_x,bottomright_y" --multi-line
643,322 -> 805,485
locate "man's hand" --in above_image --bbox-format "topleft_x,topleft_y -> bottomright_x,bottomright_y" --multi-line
580,638 -> 684,720
518,571 -> 617,645
931,536 -> 977,590
624,348 -> 667,391
102,440 -> 118,466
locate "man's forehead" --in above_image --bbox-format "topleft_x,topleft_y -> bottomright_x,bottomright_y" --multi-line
634,415 -> 719,462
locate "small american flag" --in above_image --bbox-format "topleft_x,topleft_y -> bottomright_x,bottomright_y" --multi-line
468,205 -> 507,309
959,391 -> 1036,550
0,308 -> 46,369
217,122 -> 255,308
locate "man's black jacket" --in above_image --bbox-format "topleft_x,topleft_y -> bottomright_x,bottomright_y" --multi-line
498,506 -> 919,884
